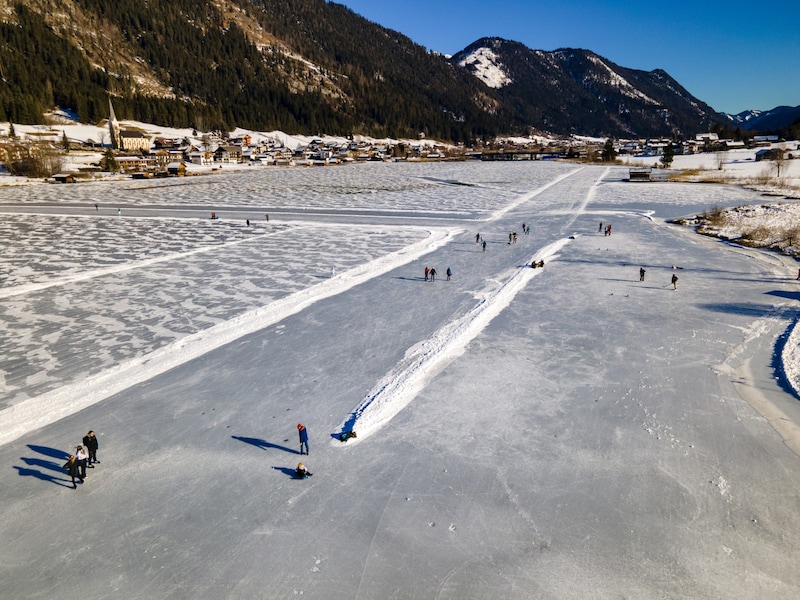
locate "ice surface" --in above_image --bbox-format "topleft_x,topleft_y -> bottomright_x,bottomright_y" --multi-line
2,161 -> 800,598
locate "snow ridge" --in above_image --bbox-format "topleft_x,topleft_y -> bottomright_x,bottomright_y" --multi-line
335,237 -> 572,443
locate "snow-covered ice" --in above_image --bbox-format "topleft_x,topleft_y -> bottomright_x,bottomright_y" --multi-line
2,160 -> 800,598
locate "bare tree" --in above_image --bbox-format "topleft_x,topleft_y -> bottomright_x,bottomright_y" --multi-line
773,148 -> 787,179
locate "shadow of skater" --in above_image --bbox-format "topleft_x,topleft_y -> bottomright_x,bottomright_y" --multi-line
232,436 -> 298,454
272,466 -> 302,479
27,444 -> 69,460
15,445 -> 74,487
13,466 -> 73,488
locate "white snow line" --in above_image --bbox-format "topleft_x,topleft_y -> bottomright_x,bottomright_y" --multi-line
486,167 -> 583,221
0,227 -> 459,447
0,232 -> 267,299
335,237 -> 572,444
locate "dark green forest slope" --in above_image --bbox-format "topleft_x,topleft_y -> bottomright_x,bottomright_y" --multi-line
0,0 -> 723,140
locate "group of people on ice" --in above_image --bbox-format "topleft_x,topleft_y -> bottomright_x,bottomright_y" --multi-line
62,431 -> 99,489
424,266 -> 452,281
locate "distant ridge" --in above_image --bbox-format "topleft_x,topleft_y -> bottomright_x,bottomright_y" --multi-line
723,105 -> 800,132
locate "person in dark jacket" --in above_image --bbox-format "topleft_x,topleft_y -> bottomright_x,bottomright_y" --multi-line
297,423 -> 309,455
63,455 -> 81,489
82,431 -> 99,466
295,462 -> 312,479
639,267 -> 646,282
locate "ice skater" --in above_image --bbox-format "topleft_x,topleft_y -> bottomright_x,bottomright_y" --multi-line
639,267 -> 646,282
424,266 -> 429,281
481,239 -> 486,252
475,233 -> 481,243
671,273 -> 678,290
429,267 -> 437,282
297,423 -> 309,455
446,267 -> 452,281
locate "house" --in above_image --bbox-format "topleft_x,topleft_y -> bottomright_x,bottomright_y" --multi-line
52,173 -> 76,183
214,145 -> 242,163
188,150 -> 214,166
166,161 -> 186,176
116,156 -> 152,173
755,148 -> 779,161
119,130 -> 152,153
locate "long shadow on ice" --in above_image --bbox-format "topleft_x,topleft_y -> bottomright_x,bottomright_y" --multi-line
27,444 -> 69,460
697,302 -> 795,319
232,436 -> 299,455
766,290 -> 800,302
13,466 -> 74,488
271,466 -> 303,479
15,449 -> 74,487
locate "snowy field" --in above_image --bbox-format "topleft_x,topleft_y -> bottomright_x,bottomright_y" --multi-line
2,160 -> 800,598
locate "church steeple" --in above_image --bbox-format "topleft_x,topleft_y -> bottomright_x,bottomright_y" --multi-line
108,95 -> 120,150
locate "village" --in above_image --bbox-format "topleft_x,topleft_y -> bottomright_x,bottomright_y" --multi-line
0,101 -> 797,183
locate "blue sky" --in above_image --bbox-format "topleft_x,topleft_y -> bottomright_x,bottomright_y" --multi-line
334,0 -> 799,115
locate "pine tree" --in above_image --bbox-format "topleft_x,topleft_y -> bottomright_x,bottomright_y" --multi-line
660,143 -> 674,168
601,138 -> 616,162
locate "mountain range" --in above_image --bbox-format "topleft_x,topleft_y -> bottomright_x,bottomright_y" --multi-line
723,105 -> 800,132
0,0 -> 792,141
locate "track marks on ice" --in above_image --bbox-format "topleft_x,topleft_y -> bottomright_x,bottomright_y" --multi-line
335,237 -> 573,443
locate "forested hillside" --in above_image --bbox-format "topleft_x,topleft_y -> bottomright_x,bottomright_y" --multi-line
0,0 -> 723,140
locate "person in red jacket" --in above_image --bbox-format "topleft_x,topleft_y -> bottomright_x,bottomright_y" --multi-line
297,423 -> 309,455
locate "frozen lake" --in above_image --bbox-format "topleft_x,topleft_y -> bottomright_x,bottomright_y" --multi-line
2,161 -> 800,598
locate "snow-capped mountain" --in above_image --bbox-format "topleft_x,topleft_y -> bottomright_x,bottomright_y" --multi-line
451,37 -> 720,138
723,105 -> 800,131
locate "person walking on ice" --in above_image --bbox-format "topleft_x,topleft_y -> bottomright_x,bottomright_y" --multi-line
671,273 -> 678,290
481,239 -> 487,252
446,267 -> 452,281
639,267 -> 646,282
429,267 -> 437,282
63,455 -> 81,489
424,266 -> 429,281
297,423 -> 309,455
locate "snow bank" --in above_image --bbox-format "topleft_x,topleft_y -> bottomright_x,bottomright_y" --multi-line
781,318 -> 800,398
